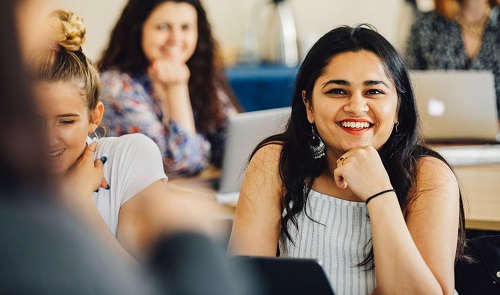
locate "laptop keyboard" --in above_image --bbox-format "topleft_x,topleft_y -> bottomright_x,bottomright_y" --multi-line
434,144 -> 500,166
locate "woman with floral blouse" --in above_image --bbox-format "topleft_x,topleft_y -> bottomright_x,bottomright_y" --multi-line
99,0 -> 239,177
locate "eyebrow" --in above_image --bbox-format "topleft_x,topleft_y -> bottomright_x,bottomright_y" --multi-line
55,113 -> 80,118
321,79 -> 389,88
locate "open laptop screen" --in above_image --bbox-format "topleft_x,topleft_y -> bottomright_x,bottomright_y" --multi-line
411,70 -> 499,143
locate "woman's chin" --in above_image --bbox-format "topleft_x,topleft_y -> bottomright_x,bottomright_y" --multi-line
50,165 -> 67,177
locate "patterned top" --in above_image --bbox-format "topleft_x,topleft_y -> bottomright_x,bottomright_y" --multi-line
100,69 -> 237,177
405,7 -> 500,117
279,190 -> 376,295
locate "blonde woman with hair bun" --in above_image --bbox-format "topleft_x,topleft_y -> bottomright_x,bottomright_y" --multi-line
31,10 -> 217,262
405,0 -> 500,120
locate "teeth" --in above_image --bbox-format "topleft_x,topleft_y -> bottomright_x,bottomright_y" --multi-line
164,47 -> 181,54
48,150 -> 63,157
341,121 -> 371,129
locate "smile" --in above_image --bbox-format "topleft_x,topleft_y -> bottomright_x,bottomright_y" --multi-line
340,121 -> 372,129
48,149 -> 64,157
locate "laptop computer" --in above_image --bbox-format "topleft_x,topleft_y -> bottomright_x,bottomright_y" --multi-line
215,107 -> 290,204
411,70 -> 499,143
230,256 -> 335,295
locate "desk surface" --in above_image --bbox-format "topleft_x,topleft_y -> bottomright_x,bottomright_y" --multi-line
171,163 -> 500,231
453,164 -> 500,231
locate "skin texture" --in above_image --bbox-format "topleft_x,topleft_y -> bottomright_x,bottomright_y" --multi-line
229,50 -> 459,294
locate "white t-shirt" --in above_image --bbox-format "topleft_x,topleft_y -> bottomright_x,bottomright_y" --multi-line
92,134 -> 167,236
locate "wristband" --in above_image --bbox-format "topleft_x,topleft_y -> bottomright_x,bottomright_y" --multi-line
365,189 -> 395,205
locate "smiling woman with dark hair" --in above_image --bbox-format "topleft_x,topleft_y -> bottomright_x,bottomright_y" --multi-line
229,25 -> 467,295
99,0 -> 239,177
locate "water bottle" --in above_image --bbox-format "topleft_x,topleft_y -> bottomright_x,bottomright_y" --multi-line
260,0 -> 299,67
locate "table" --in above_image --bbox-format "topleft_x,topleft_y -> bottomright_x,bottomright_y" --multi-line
225,65 -> 298,112
171,164 -> 500,231
453,164 -> 500,231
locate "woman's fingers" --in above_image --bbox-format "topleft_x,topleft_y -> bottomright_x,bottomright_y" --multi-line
95,156 -> 109,190
333,146 -> 392,199
149,58 -> 190,84
334,166 -> 348,189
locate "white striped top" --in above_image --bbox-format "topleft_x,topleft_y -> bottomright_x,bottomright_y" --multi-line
279,189 -> 376,295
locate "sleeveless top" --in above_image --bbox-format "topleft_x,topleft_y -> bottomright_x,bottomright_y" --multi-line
279,189 -> 376,295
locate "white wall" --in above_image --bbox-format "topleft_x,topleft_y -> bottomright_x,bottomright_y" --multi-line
49,0 -> 410,62
50,0 -> 128,61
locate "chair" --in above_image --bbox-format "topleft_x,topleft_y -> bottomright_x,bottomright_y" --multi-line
455,235 -> 500,294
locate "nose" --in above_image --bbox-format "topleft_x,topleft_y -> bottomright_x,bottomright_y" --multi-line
168,27 -> 181,43
46,124 -> 59,146
344,92 -> 368,114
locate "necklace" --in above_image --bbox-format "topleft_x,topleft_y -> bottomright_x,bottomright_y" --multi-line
455,8 -> 491,38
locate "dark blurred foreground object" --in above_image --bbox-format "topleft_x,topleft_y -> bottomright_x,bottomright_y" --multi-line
0,192 -> 262,295
150,233 -> 262,295
455,235 -> 500,295
0,193 -> 152,295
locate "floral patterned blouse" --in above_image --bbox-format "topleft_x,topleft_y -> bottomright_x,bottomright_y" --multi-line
100,69 -> 237,177
405,7 -> 500,118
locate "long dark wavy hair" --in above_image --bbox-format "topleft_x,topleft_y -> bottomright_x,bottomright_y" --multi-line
252,25 -> 466,264
98,0 -> 239,131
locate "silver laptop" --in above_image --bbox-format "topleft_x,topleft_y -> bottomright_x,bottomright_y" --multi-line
216,107 -> 290,203
411,70 -> 499,143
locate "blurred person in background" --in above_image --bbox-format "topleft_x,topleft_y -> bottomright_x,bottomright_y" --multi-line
99,0 -> 240,177
405,0 -> 500,119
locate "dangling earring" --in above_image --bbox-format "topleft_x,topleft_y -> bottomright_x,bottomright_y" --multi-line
394,122 -> 399,133
309,124 -> 325,159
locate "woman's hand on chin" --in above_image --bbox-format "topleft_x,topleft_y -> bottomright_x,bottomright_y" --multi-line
148,58 -> 190,89
333,146 -> 393,201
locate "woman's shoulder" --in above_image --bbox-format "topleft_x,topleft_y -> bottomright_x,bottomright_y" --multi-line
412,10 -> 452,30
97,134 -> 161,159
415,154 -> 458,189
250,141 -> 283,164
490,6 -> 500,27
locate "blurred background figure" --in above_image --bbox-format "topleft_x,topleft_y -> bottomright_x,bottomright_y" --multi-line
99,0 -> 240,177
405,0 -> 500,118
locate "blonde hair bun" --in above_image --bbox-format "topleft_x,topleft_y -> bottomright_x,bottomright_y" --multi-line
46,10 -> 86,52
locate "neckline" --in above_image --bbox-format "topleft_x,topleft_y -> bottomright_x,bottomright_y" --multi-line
309,189 -> 367,207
